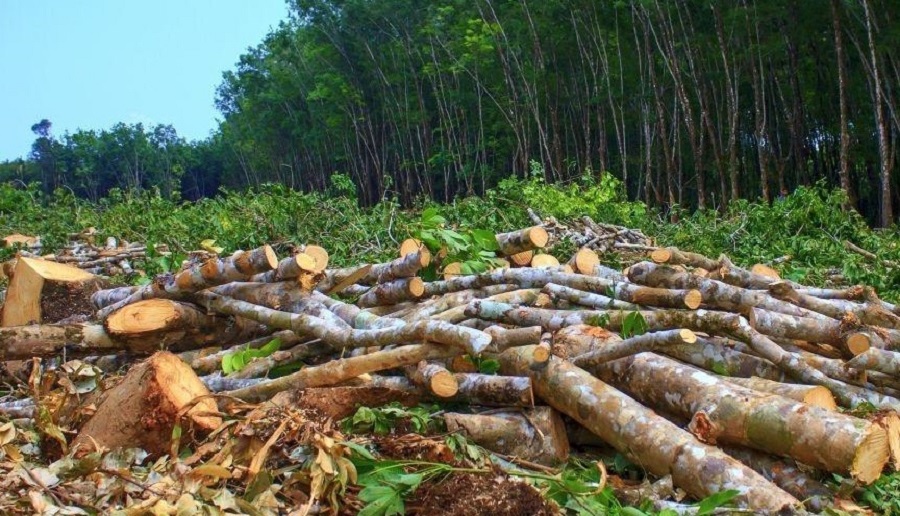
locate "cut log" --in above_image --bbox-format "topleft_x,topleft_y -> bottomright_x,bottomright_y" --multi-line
508,250 -> 534,267
356,277 -> 425,307
660,339 -> 786,381
1,258 -> 104,326
250,253 -> 318,282
0,323 -> 119,359
72,351 -> 220,458
846,348 -> 900,376
572,329 -> 697,367
542,283 -> 640,310
442,262 -> 462,280
406,361 -> 459,398
530,253 -> 560,268
399,238 -> 422,258
483,325 -> 543,352
722,376 -> 837,410
591,265 -> 626,282
750,263 -> 780,279
495,226 -> 549,256
105,299 -> 263,353
649,247 -> 720,270
300,245 -> 329,272
366,248 -> 431,284
567,248 -> 600,274
496,347 -> 799,511
443,407 -> 568,466
587,352 -> 889,483
748,307 -> 890,357
91,285 -> 140,310
769,280 -> 900,330
2,234 -> 38,248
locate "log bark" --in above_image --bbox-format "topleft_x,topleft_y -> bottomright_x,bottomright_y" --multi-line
542,283 -> 640,310
483,325 -> 543,352
228,339 -> 334,379
847,348 -> 900,376
572,329 -> 698,368
495,226 -> 549,256
587,352 -> 889,483
496,347 -> 799,511
421,267 -> 614,297
769,280 -> 900,329
1,257 -> 104,326
720,445 -> 832,512
72,351 -> 220,458
91,285 -> 139,310
0,323 -> 118,360
249,253 -> 318,283
363,373 -> 534,407
443,407 -> 568,466
190,330 -> 300,375
591,265 -> 626,282
431,289 -> 540,323
365,248 -> 431,284
748,307 -> 893,357
356,277 -> 425,307
659,339 -> 786,381
650,247 -> 721,270
722,376 -> 837,410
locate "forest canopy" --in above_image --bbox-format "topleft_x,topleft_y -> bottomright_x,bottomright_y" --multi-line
3,0 -> 899,225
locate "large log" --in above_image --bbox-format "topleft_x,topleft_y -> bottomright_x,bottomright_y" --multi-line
0,323 -> 118,360
72,351 -> 220,458
571,329 -> 698,367
1,257 -> 104,326
587,352 -> 889,483
769,281 -> 900,330
496,347 -> 799,511
421,266 -> 614,297
650,247 -> 721,270
847,348 -> 900,376
360,373 -> 534,407
443,407 -> 568,466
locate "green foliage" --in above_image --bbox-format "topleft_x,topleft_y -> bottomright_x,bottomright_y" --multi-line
621,312 -> 648,339
412,206 -> 505,275
221,338 -> 282,374
859,471 -> 900,513
341,403 -> 443,436
695,489 -> 740,515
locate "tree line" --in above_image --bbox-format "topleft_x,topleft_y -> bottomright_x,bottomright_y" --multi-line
3,0 -> 900,225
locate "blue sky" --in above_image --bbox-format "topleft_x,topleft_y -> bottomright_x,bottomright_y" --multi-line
0,0 -> 287,160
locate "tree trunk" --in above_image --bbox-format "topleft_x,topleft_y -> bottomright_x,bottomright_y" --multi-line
1,258 -> 104,326
496,347 -> 799,511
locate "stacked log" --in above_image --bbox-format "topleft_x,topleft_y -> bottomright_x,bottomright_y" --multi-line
5,225 -> 900,512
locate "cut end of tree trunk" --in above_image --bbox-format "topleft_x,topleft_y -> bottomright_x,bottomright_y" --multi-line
751,263 -> 780,279
428,370 -> 459,398
509,250 -> 534,266
531,254 -> 560,268
301,245 -> 329,272
399,238 -> 422,257
683,289 -> 702,309
443,262 -> 462,280
851,425 -> 891,484
526,226 -> 549,248
72,351 -> 220,458
2,234 -> 38,247
678,329 -> 698,344
105,299 -> 187,335
803,385 -> 839,411
294,252 -> 318,273
1,257 -> 102,326
650,248 -> 673,263
845,333 -> 873,356
261,245 -> 279,270
568,248 -> 600,274
874,412 -> 900,471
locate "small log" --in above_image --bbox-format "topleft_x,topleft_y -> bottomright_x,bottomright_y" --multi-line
190,330 -> 300,375
316,264 -> 373,294
588,352 -> 889,483
496,347 -> 799,511
1,257 -> 104,326
748,307 -> 892,357
542,283 -> 640,310
356,277 -> 425,307
300,245 -> 329,272
364,373 -> 534,407
483,325 -> 543,352
495,226 -> 549,256
0,323 -> 118,359
250,253 -> 318,282
399,238 -> 422,258
660,339 -> 786,381
406,361 -> 459,398
572,329 -> 697,367
567,248 -> 600,274
722,376 -> 837,410
442,262 -> 462,280
367,248 -> 431,284
72,351 -> 220,458
846,348 -> 900,376
769,280 -> 900,330
91,285 -> 140,310
650,247 -> 720,270
591,264 -> 626,282
443,407 -> 568,466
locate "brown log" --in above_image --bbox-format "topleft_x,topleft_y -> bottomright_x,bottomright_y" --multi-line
399,238 -> 422,258
2,233 -> 38,248
650,247 -> 720,270
769,280 -> 900,330
495,226 -> 549,256
496,347 -> 799,511
508,250 -> 534,267
846,347 -> 900,376
443,407 -> 568,466
1,257 -> 104,326
250,253 -> 318,282
722,376 -> 838,410
442,262 -> 462,280
483,325 -> 543,352
406,361 -> 458,398
572,329 -> 698,367
366,248 -> 431,284
748,307 -> 893,357
72,351 -> 220,458
588,352 -> 889,483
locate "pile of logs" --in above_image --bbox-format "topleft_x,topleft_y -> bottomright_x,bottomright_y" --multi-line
527,208 -> 655,254
3,224 -> 900,513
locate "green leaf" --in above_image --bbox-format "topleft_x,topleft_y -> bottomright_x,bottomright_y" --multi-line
478,358 -> 501,375
697,489 -> 740,515
471,229 -> 500,251
221,354 -> 235,375
357,485 -> 404,516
